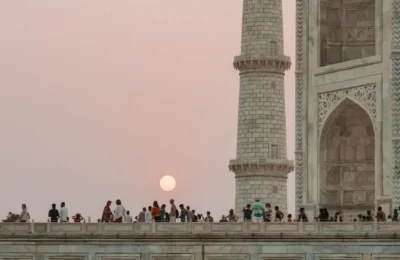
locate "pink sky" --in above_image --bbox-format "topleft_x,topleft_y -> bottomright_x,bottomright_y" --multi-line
0,1 -> 296,221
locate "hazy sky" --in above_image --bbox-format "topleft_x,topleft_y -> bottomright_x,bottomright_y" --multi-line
0,1 -> 296,221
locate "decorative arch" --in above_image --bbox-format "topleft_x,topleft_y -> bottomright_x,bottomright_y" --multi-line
318,84 -> 376,133
319,98 -> 375,210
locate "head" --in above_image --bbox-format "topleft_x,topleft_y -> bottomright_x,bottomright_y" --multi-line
135,216 -> 138,220
274,206 -> 279,210
246,204 -> 251,208
335,212 -> 340,216
229,209 -> 234,214
186,206 -> 190,210
300,207 -> 305,213
148,206 -> 152,211
266,203 -> 271,208
207,211 -> 211,216
116,199 -> 121,205
170,199 -> 174,205
107,200 -> 112,206
395,209 -> 398,214
378,207 -> 382,212
255,199 -> 260,202
288,214 -> 292,218
319,209 -> 324,213
61,202 -> 65,208
323,208 -> 328,213
21,204 -> 26,209
153,201 -> 159,207
179,204 -> 184,209
192,209 -> 195,213
143,207 -> 146,212
52,203 -> 56,209
197,214 -> 202,219
127,210 -> 130,215
367,210 -> 372,215
161,204 -> 166,209
388,215 -> 392,219
358,214 -> 363,219
76,213 -> 81,218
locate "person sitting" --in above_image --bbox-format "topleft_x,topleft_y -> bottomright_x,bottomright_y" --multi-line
219,215 -> 228,222
365,210 -> 373,221
287,214 -> 293,222
334,212 -> 342,222
72,213 -> 84,223
296,207 -> 308,222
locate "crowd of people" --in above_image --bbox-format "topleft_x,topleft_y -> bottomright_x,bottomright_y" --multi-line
13,199 -> 399,224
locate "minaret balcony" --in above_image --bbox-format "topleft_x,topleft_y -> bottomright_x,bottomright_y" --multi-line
233,54 -> 291,73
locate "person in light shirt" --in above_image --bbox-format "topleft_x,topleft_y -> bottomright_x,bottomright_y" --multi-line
113,199 -> 126,223
124,210 -> 133,223
60,202 -> 69,222
145,206 -> 153,223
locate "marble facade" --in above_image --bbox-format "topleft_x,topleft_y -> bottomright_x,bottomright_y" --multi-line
295,0 -> 400,219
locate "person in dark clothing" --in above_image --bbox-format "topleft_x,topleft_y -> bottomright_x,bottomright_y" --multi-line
178,204 -> 188,222
334,212 -> 342,222
365,210 -> 373,221
296,207 -> 308,222
243,204 -> 253,221
48,203 -> 59,222
315,208 -> 329,222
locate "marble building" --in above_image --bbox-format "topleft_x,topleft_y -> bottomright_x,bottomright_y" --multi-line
294,0 -> 400,220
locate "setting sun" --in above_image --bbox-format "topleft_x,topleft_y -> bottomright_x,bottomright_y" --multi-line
160,175 -> 176,192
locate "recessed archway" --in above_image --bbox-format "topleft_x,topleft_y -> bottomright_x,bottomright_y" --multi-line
319,98 -> 375,215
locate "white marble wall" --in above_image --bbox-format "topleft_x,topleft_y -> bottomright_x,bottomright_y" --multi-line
298,0 -> 393,214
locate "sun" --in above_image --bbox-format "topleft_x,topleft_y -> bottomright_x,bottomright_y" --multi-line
160,175 -> 176,192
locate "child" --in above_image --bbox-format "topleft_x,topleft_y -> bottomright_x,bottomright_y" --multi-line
287,214 -> 293,222
72,213 -> 84,223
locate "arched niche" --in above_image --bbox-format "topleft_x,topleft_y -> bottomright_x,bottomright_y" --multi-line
319,98 -> 375,213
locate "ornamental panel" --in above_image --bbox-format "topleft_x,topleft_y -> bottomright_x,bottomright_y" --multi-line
318,84 -> 376,131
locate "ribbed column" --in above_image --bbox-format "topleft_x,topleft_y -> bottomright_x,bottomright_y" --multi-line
392,0 -> 400,209
229,0 -> 293,215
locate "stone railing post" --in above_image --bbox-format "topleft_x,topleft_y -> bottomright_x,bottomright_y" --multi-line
152,220 -> 156,234
99,221 -> 103,234
205,221 -> 211,233
299,219 -> 304,233
189,222 -> 193,234
46,221 -> 51,234
373,219 -> 378,233
30,219 -> 35,234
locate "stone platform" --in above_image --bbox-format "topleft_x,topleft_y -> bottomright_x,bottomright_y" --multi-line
2,222 -> 400,260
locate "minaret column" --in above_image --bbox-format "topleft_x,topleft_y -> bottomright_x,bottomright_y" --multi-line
229,0 -> 293,215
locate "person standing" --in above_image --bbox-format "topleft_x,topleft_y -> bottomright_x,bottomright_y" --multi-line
18,204 -> 30,222
204,211 -> 214,222
160,204 -> 166,222
227,209 -> 239,222
102,201 -> 113,222
243,204 -> 252,221
145,206 -> 152,223
376,206 -> 387,222
125,211 -> 133,223
186,206 -> 194,222
138,207 -> 146,223
296,207 -> 308,222
169,199 -> 177,223
179,204 -> 188,222
252,199 -> 264,222
114,199 -> 126,222
48,203 -> 59,222
60,202 -> 69,222
264,203 -> 272,222
152,201 -> 161,222
274,206 -> 284,222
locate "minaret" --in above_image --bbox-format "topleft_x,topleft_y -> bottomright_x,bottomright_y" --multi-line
229,0 -> 293,215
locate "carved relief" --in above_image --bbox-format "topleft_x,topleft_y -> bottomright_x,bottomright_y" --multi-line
344,191 -> 354,205
320,0 -> 376,66
318,84 -> 376,130
326,166 -> 340,185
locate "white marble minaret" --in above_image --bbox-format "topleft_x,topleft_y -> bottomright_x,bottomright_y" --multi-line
229,0 -> 293,214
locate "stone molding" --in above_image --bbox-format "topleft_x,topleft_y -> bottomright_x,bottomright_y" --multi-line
4,222 -> 400,237
233,54 -> 291,74
229,158 -> 294,176
392,0 -> 400,209
318,84 -> 377,132
295,0 -> 305,213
